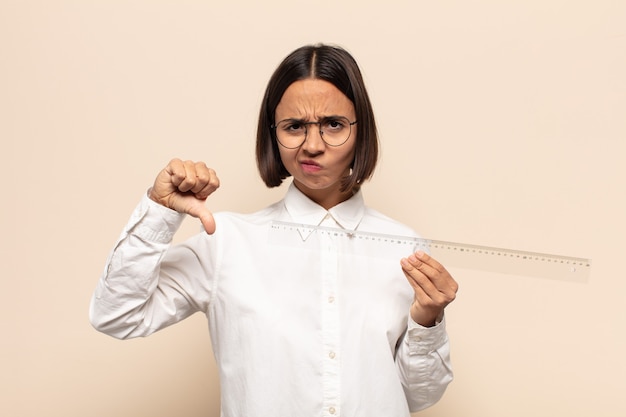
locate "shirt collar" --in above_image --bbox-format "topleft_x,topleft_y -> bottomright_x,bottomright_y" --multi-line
283,182 -> 365,231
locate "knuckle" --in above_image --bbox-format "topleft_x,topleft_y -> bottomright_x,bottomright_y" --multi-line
195,172 -> 209,183
172,170 -> 186,181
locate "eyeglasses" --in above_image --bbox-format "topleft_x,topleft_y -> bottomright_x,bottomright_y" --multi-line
272,116 -> 357,149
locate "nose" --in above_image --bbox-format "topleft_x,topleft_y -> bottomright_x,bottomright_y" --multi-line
301,123 -> 325,153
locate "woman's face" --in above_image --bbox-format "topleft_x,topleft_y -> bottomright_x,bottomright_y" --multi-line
275,78 -> 357,209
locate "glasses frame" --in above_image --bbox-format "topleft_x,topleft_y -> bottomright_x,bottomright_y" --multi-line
271,116 -> 358,149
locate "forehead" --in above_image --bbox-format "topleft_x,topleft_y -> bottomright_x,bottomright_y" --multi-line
275,79 -> 355,119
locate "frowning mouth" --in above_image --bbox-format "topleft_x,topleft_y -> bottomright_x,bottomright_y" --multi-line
300,160 -> 322,173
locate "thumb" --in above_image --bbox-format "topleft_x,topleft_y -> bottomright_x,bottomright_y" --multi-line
196,206 -> 216,234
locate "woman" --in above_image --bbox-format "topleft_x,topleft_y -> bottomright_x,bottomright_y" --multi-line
90,44 -> 458,416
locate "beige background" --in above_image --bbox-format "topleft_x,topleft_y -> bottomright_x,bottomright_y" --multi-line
2,1 -> 625,416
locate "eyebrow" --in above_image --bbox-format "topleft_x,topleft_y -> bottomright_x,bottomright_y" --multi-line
279,115 -> 346,122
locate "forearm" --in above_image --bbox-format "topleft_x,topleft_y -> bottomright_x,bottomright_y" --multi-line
395,316 -> 453,412
89,194 -> 194,339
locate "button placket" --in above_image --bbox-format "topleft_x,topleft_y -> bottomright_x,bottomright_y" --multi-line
320,216 -> 340,416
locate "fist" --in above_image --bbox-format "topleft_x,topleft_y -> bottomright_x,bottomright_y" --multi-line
149,158 -> 220,233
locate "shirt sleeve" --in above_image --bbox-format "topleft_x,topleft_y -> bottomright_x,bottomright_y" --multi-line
395,315 -> 453,412
89,193 -> 215,339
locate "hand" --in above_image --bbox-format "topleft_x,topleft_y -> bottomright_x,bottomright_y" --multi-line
149,158 -> 220,234
400,250 -> 459,327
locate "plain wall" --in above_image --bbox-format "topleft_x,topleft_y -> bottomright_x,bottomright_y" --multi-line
2,1 -> 625,416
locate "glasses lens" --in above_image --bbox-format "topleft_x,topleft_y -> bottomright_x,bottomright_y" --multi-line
319,117 -> 352,146
275,120 -> 307,149
275,117 -> 353,148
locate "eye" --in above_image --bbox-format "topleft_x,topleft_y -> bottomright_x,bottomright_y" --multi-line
279,120 -> 306,135
323,118 -> 347,132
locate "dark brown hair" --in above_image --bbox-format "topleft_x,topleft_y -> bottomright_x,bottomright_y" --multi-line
256,44 -> 379,193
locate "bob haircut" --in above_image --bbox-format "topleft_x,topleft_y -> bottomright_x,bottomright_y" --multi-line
256,44 -> 379,193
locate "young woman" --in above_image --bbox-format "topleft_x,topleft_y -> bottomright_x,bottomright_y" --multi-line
90,44 -> 458,417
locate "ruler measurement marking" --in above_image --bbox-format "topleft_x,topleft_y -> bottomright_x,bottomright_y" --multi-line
269,221 -> 591,282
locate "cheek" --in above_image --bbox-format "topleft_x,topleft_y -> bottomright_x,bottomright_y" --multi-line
278,147 -> 297,169
342,142 -> 357,165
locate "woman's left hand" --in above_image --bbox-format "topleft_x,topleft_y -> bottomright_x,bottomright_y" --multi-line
400,251 -> 459,327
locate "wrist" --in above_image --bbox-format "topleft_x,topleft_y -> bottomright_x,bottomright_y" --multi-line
410,305 -> 444,328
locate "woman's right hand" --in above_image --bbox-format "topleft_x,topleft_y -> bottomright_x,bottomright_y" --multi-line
149,158 -> 220,234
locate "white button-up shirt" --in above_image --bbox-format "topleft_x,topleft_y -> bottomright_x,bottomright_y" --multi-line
90,183 -> 453,416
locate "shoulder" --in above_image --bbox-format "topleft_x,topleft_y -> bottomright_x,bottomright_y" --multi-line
183,201 -> 284,253
360,206 -> 420,238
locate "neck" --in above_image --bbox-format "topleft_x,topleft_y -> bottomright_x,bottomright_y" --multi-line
293,181 -> 353,210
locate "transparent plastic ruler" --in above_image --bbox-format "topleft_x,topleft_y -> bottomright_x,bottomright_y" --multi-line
269,220 -> 591,283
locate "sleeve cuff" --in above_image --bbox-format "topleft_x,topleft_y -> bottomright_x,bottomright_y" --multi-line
405,315 -> 448,355
129,192 -> 186,243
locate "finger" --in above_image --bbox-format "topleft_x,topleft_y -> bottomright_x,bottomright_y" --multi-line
176,160 -> 200,192
189,162 -> 209,194
401,258 -> 439,295
405,251 -> 454,287
151,159 -> 185,204
401,251 -> 439,282
163,158 -> 186,188
197,207 -> 216,234
192,165 -> 220,198
411,250 -> 445,273
402,265 -> 456,315
401,253 -> 458,298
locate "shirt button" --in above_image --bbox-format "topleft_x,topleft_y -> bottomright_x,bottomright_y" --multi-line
329,406 -> 336,414
328,296 -> 335,303
329,351 -> 336,359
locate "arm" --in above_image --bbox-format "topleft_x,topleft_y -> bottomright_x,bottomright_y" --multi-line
396,250 -> 459,411
89,159 -> 220,339
89,196 -> 213,339
394,316 -> 453,412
